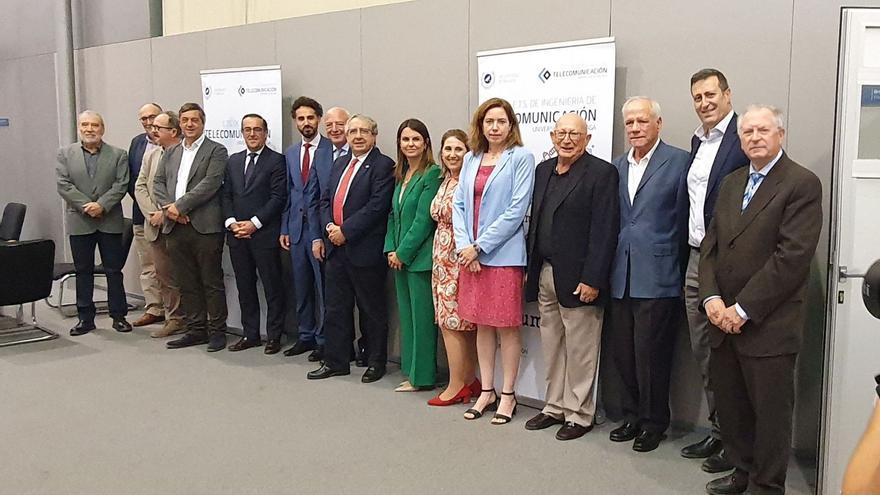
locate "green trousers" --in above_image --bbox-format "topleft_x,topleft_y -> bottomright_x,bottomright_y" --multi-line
395,269 -> 437,387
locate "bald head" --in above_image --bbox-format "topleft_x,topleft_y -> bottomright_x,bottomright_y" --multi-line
324,107 -> 351,148
551,113 -> 591,166
138,103 -> 162,133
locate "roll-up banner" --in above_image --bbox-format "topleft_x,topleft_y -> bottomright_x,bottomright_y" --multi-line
476,38 -> 616,401
200,65 -> 283,332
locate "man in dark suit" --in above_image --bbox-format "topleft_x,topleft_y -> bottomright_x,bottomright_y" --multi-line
700,105 -> 822,495
221,114 -> 288,354
279,97 -> 333,361
680,69 -> 750,471
128,102 -> 167,328
307,114 -> 394,383
523,114 -> 619,441
607,97 -> 690,452
153,102 -> 230,352
56,110 -> 132,335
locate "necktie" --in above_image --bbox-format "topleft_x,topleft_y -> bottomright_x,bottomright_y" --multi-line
301,143 -> 312,184
741,172 -> 764,211
332,158 -> 359,225
333,147 -> 340,161
244,152 -> 257,186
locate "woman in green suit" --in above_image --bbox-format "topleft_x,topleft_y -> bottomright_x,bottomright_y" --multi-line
385,118 -> 443,392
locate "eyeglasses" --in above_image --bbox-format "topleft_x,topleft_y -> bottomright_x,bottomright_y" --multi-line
242,127 -> 266,135
147,124 -> 174,132
552,130 -> 585,141
139,115 -> 158,123
347,127 -> 374,136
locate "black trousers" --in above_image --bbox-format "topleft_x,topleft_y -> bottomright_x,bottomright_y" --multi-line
323,248 -> 388,372
710,338 -> 796,495
228,237 -> 284,341
165,224 -> 227,336
69,231 -> 127,321
607,295 -> 679,433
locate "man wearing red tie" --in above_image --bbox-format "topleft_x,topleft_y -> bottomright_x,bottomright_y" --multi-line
308,114 -> 395,383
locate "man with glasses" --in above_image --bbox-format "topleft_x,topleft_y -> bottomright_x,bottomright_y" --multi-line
128,103 -> 167,328
221,114 -> 288,354
523,113 -> 619,441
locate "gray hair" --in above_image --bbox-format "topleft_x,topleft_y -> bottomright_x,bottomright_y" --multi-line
77,110 -> 104,126
737,104 -> 785,132
621,96 -> 662,119
325,107 -> 351,120
346,114 -> 378,135
160,110 -> 181,134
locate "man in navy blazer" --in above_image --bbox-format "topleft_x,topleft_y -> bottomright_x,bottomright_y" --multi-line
279,97 -> 334,361
680,69 -> 750,469
606,97 -> 690,453
308,114 -> 394,383
221,114 -> 288,355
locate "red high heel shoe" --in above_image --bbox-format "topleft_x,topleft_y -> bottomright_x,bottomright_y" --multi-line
427,385 -> 472,406
468,378 -> 482,397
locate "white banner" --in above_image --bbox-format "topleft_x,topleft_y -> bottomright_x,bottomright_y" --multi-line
200,65 -> 284,333
477,38 -> 616,401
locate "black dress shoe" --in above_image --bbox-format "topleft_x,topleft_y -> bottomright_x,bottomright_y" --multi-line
307,364 -> 350,380
307,346 -> 324,362
632,430 -> 666,452
112,318 -> 132,333
206,333 -> 227,352
361,365 -> 385,383
69,320 -> 96,336
609,422 -> 640,442
228,337 -> 262,352
705,469 -> 748,495
556,421 -> 593,441
355,354 -> 368,368
166,333 -> 209,349
681,435 -> 723,459
283,340 -> 316,357
264,339 -> 281,355
702,450 -> 735,473
525,412 -> 564,431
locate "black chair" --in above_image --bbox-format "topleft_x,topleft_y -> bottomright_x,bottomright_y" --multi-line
46,218 -> 137,317
0,239 -> 58,346
0,202 -> 26,242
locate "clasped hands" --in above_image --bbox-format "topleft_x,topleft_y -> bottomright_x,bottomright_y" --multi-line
162,203 -> 190,225
82,202 -> 104,218
457,244 -> 481,273
229,220 -> 256,239
705,298 -> 745,334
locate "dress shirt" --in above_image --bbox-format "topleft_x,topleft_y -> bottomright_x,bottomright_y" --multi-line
332,143 -> 350,161
326,148 -> 370,230
175,133 -> 206,201
301,134 -> 321,175
81,142 -> 102,178
225,146 -> 265,230
626,138 -> 660,203
688,110 -> 734,247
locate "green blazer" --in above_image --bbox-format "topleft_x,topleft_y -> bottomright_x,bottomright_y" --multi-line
384,164 -> 442,272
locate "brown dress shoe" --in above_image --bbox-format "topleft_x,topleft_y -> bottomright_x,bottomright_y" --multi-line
150,321 -> 185,338
133,313 -> 165,327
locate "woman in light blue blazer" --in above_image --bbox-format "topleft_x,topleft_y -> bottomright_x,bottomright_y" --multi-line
452,97 -> 535,425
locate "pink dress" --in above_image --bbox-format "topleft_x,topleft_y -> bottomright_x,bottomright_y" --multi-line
430,177 -> 476,332
457,165 -> 524,328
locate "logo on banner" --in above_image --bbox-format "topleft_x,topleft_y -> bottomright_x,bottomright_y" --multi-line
238,85 -> 246,97
204,86 -> 212,99
540,65 -> 609,81
480,72 -> 495,88
538,68 -> 552,84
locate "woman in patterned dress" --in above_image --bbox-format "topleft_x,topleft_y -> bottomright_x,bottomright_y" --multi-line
427,129 -> 480,406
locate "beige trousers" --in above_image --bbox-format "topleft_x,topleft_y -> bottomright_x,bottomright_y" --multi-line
149,232 -> 183,324
133,225 -> 163,316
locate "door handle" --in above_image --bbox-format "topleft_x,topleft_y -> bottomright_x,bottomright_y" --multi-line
839,265 -> 867,282
839,260 -> 880,319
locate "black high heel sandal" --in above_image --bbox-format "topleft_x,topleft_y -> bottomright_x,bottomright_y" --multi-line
463,389 -> 498,420
491,391 -> 518,425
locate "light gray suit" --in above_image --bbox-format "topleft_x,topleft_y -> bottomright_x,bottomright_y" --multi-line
134,146 -> 164,242
56,142 -> 129,235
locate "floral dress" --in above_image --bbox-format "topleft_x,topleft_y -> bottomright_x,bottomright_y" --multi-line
429,177 -> 475,332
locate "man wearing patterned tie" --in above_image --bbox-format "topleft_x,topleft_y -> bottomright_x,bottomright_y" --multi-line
308,114 -> 395,383
699,105 -> 822,495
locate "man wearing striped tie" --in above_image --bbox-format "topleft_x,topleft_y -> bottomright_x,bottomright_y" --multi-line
699,104 -> 822,495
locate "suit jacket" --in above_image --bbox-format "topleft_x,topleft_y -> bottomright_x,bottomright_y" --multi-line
56,141 -> 129,236
128,133 -> 149,225
133,146 -> 165,242
383,164 -> 442,272
220,147 -> 288,248
152,136 -> 229,235
281,135 -> 334,244
610,140 -> 690,299
452,146 -> 536,267
318,147 -> 395,267
525,153 -> 620,307
698,154 -> 822,357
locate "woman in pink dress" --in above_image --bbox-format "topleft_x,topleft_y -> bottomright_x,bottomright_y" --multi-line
452,98 -> 535,425
427,129 -> 480,406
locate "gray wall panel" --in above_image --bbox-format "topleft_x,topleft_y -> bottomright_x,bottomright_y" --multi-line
204,22 -> 278,70
72,0 -> 154,49
150,32 -> 208,108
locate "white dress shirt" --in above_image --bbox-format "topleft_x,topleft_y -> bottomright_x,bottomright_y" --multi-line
175,133 -> 206,201
326,148 -> 371,230
687,110 -> 734,247
301,134 -> 321,176
626,138 -> 661,204
332,143 -> 350,162
225,147 -> 265,230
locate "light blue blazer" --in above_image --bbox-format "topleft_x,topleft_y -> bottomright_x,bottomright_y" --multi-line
452,146 -> 535,267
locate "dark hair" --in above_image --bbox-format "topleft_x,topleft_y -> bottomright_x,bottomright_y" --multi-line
394,118 -> 435,182
438,129 -> 469,177
468,97 -> 523,153
178,102 -> 205,122
241,113 -> 268,132
291,96 -> 324,118
690,68 -> 730,91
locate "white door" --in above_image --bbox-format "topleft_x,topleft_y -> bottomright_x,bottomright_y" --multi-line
823,7 -> 880,494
